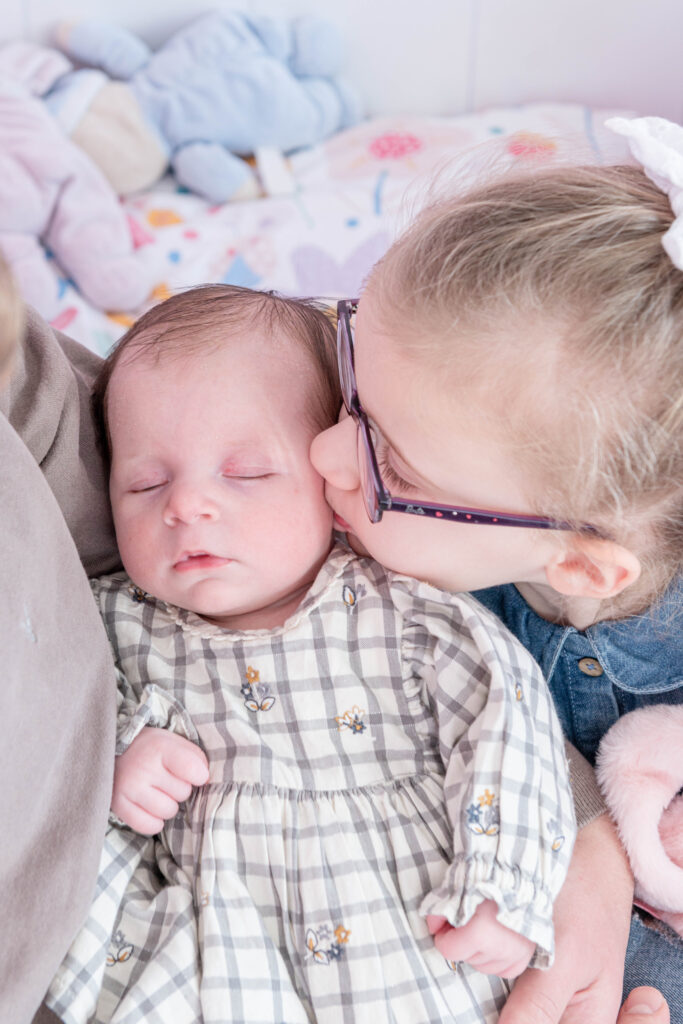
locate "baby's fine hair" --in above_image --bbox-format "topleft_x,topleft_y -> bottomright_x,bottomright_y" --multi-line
93,284 -> 340,458
370,165 -> 683,611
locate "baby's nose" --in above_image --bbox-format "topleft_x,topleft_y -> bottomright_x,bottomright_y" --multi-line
162,482 -> 219,526
310,415 -> 361,492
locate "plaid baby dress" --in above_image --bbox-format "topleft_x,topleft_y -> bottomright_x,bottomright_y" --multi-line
48,545 -> 575,1024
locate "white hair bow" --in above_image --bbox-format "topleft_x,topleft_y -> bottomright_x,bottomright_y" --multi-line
606,115 -> 683,269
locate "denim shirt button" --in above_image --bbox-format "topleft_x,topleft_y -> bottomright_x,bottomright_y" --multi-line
578,657 -> 604,677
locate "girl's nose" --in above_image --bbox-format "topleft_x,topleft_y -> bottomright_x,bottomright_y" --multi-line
310,414 -> 361,492
162,482 -> 219,526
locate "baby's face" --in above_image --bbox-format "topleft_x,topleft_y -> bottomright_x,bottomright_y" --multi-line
107,331 -> 334,630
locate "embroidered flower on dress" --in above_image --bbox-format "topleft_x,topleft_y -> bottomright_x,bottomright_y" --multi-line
242,666 -> 276,712
106,929 -> 134,966
465,790 -> 501,836
335,706 -> 366,734
342,583 -> 365,610
304,923 -> 351,965
128,584 -> 148,603
547,817 -> 566,852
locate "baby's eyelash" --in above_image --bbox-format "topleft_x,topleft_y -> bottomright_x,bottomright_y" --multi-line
130,482 -> 165,493
376,449 -> 415,494
222,472 -> 274,482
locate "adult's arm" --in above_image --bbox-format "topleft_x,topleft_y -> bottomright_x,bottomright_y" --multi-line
1,309 -> 118,1023
565,739 -> 606,828
1,307 -> 119,575
499,812 -> 670,1024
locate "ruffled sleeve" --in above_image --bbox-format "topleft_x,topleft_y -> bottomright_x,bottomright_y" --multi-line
89,575 -> 201,755
115,680 -> 201,755
400,584 -> 576,967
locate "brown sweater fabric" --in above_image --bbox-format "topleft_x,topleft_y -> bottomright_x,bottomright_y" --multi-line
1,309 -> 118,1024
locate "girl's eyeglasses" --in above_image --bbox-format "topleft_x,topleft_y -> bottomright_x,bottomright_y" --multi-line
337,298 -> 597,533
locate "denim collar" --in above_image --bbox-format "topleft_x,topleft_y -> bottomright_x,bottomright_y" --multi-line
473,576 -> 683,696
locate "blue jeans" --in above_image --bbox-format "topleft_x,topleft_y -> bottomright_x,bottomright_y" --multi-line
625,911 -> 683,1022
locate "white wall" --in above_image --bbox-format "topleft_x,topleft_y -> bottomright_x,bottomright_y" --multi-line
8,0 -> 683,121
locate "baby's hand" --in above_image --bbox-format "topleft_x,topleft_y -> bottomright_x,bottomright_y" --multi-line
111,727 -> 210,834
426,899 -> 536,979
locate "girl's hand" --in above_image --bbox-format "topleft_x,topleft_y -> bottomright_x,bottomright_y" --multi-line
111,726 -> 209,834
498,814 -> 670,1024
427,901 -> 535,978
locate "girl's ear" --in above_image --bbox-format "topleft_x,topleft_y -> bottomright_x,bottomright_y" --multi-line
544,536 -> 641,599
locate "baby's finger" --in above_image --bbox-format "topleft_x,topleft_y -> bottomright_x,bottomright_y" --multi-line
500,956 -> 536,980
143,786 -> 181,822
112,793 -> 165,835
426,915 -> 448,936
152,770 -> 195,805
470,953 -> 534,979
433,924 -> 475,963
160,734 -> 210,786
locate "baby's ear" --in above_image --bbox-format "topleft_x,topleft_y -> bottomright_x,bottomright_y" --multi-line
544,536 -> 641,599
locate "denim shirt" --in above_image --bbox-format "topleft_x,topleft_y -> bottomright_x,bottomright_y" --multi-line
474,577 -> 683,763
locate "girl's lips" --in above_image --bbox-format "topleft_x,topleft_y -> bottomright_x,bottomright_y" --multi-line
333,513 -> 351,532
174,553 -> 232,572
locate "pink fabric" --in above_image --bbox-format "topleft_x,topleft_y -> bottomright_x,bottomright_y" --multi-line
0,79 -> 153,318
597,705 -> 683,936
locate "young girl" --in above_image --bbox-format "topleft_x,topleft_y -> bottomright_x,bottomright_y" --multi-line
47,285 -> 576,1024
309,116 -> 683,1023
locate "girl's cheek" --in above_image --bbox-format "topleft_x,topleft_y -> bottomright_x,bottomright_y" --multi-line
357,519 -> 441,579
348,517 -> 396,562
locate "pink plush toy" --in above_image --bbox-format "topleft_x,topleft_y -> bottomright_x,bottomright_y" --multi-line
596,704 -> 683,936
0,42 -> 155,319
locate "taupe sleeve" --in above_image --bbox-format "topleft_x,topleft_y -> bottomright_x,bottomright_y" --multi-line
0,307 -> 119,576
1,309 -> 117,1023
565,740 -> 606,828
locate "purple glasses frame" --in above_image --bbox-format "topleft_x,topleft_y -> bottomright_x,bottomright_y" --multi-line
337,298 -> 594,532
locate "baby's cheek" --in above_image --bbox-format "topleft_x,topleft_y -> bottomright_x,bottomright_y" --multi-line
284,488 -> 333,544
116,517 -> 158,585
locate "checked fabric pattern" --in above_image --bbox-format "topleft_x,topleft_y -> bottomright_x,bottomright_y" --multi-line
48,545 -> 575,1024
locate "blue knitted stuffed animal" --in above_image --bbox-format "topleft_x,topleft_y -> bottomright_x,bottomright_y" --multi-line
49,12 -> 361,202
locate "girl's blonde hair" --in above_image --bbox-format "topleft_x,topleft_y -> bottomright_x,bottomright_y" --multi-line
370,165 -> 683,614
